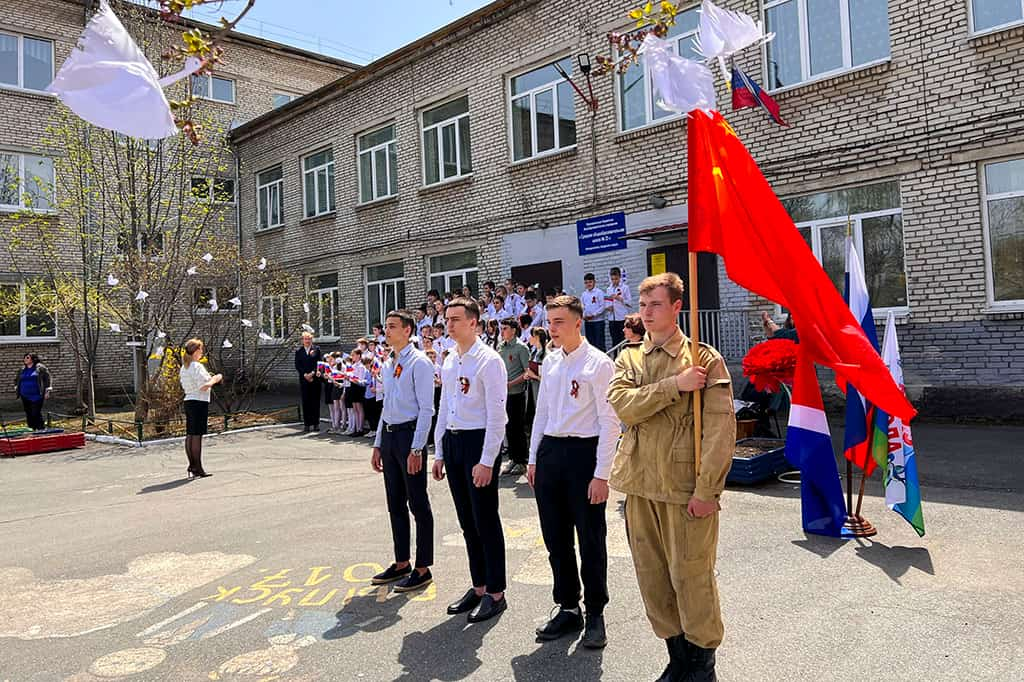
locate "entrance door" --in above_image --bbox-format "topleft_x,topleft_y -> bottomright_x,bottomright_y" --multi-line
645,243 -> 719,309
511,260 -> 564,295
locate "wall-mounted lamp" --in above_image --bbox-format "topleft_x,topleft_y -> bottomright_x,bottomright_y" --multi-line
649,194 -> 668,209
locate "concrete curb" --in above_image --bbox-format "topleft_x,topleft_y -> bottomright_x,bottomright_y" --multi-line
85,421 -> 303,448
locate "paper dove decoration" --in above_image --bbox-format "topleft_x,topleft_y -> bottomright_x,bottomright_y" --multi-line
186,266 -> 198,276
46,1 -> 203,140
694,0 -> 770,61
257,257 -> 267,270
222,339 -> 233,349
202,253 -> 214,263
208,299 -> 219,312
639,33 -> 716,115
106,274 -> 119,286
135,290 -> 148,301
241,319 -> 254,327
155,330 -> 166,339
301,323 -> 316,334
302,302 -> 310,313
109,323 -> 122,333
228,297 -> 242,307
258,331 -> 273,341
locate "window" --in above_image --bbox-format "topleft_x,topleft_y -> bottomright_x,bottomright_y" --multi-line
0,152 -> 54,211
256,165 -> 284,230
113,132 -> 160,151
422,95 -> 472,185
0,282 -> 56,340
0,32 -> 53,91
366,262 -> 406,333
193,286 -> 237,313
307,273 -> 338,338
618,7 -> 701,131
510,57 -> 577,161
190,177 -> 236,204
259,291 -> 286,341
764,0 -> 890,90
781,181 -> 907,310
272,92 -> 299,108
428,251 -> 478,296
982,158 -> 1024,305
358,124 -> 397,203
191,73 -> 236,103
302,148 -> 335,218
971,0 -> 1024,33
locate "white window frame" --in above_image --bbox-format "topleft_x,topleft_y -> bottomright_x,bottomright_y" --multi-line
258,291 -> 287,343
113,132 -> 161,151
191,73 -> 236,104
980,158 -> 1024,310
0,152 -> 55,213
508,58 -> 577,161
785,207 -> 909,316
421,95 -> 472,186
193,286 -> 237,315
763,0 -> 891,93
357,124 -> 397,204
256,165 -> 284,231
306,274 -> 339,340
190,176 -> 236,205
365,262 -> 406,333
968,0 -> 1024,35
302,148 -> 336,219
0,32 -> 54,93
427,251 -> 478,295
272,92 -> 299,108
615,9 -> 700,132
0,281 -> 57,342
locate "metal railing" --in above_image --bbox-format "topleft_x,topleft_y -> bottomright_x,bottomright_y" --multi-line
605,309 -> 756,362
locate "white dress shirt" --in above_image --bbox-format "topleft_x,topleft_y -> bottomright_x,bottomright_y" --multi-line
529,303 -> 546,328
605,283 -> 632,321
581,287 -> 606,322
179,361 -> 212,402
434,337 -> 508,467
528,339 -> 619,480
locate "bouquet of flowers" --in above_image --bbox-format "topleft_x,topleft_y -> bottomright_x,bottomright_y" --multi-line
742,338 -> 798,393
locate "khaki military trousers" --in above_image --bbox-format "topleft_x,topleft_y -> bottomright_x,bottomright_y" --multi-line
624,494 -> 723,649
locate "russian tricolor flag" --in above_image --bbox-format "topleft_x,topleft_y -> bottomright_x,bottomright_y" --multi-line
786,349 -> 847,537
731,67 -> 788,127
843,236 -> 880,476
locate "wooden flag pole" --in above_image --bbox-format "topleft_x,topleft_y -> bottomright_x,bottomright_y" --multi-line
689,251 -> 703,475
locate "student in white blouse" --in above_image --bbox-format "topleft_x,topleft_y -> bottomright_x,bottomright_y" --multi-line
178,338 -> 223,478
432,297 -> 510,624
526,295 -> 618,649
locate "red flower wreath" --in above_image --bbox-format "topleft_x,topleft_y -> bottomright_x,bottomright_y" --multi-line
742,338 -> 798,393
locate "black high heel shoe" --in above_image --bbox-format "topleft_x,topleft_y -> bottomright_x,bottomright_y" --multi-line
192,469 -> 212,478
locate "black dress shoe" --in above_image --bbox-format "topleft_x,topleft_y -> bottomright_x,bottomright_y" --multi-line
370,563 -> 412,585
393,569 -> 432,593
535,608 -> 584,641
581,613 -> 607,649
467,594 -> 506,623
446,588 -> 482,615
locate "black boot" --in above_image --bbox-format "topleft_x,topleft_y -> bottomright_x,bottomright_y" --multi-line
656,634 -> 690,681
682,640 -> 717,682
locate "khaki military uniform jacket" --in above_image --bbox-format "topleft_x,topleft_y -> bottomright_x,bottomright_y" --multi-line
608,328 -> 736,505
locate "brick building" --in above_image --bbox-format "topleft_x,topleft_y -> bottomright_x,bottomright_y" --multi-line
0,0 -> 353,405
229,0 -> 1024,418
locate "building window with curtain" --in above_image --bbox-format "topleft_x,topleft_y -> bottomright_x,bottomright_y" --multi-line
0,152 -> 54,212
764,0 -> 890,90
0,32 -> 53,92
509,57 -> 576,161
781,180 -> 908,311
259,290 -> 287,342
422,95 -> 472,186
256,165 -> 284,230
358,124 -> 398,203
302,148 -> 336,218
428,251 -> 478,296
365,262 -> 406,332
982,158 -> 1024,306
307,273 -> 339,338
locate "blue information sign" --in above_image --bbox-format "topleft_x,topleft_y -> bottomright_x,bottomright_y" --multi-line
576,212 -> 627,256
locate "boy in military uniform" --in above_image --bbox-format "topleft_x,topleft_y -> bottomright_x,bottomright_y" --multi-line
607,273 -> 736,682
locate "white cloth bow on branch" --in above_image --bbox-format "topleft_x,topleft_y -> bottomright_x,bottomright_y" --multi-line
46,0 -> 203,140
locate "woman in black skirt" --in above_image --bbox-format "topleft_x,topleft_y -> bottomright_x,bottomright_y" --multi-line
178,338 -> 222,478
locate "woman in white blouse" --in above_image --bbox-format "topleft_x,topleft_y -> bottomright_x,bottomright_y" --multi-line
179,338 -> 223,478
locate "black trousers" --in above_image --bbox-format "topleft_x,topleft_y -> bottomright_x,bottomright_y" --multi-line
505,392 -> 528,465
427,385 -> 441,447
584,320 -> 607,352
535,435 -> 608,615
608,320 -> 625,350
443,429 -> 506,593
381,425 -> 434,568
365,399 -> 382,432
299,378 -> 321,427
22,397 -> 44,430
